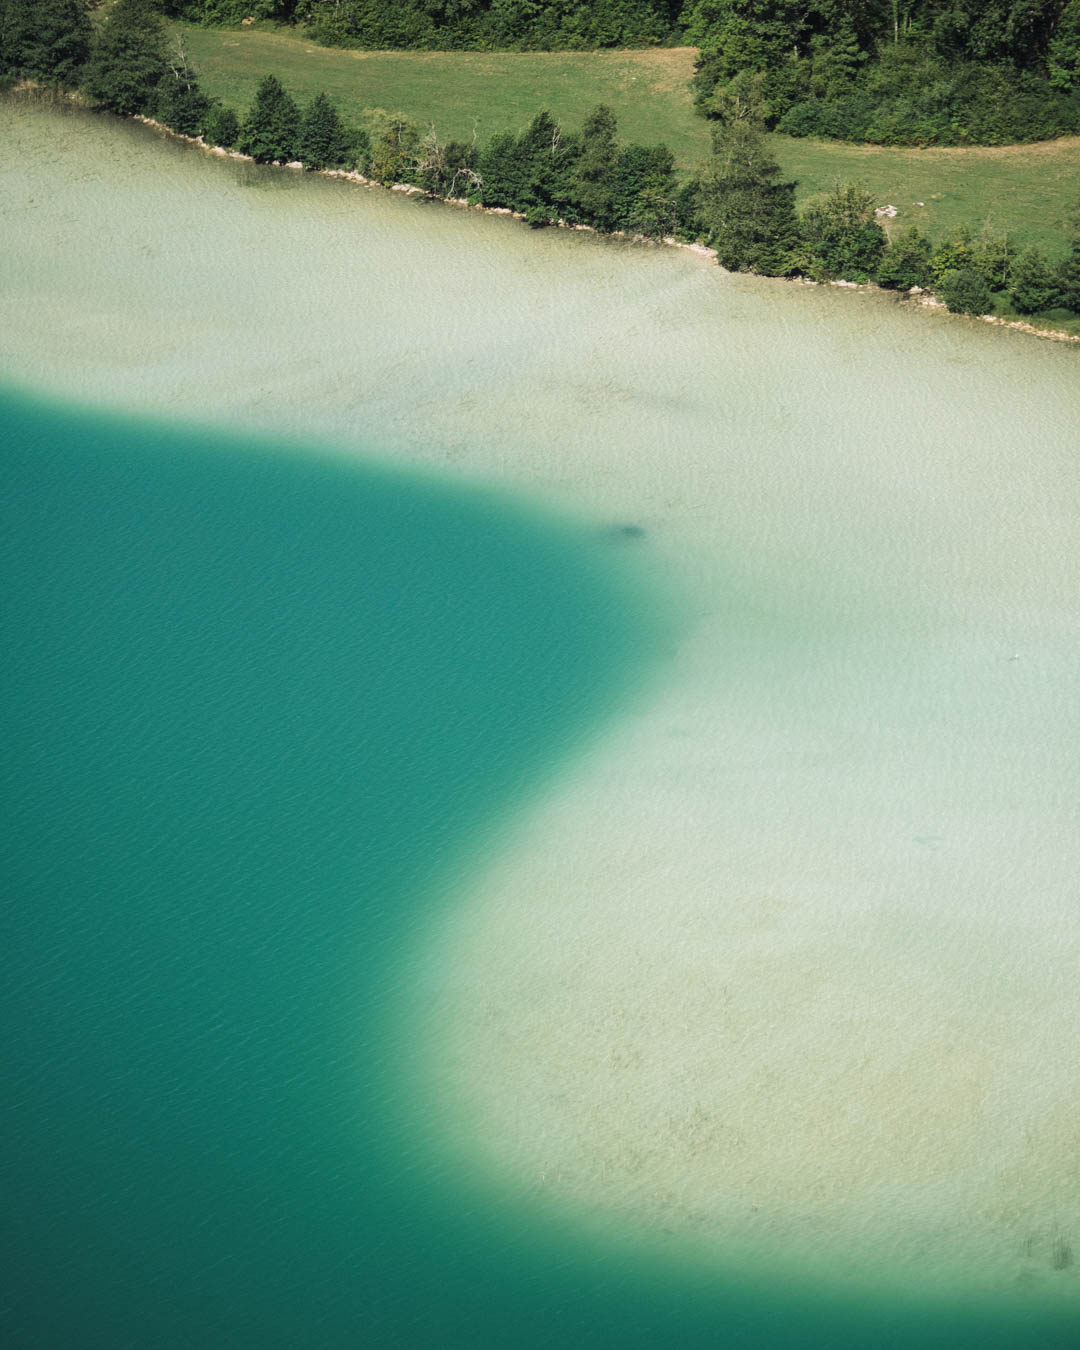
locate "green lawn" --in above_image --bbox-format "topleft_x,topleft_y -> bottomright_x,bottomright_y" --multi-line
178,23 -> 1080,260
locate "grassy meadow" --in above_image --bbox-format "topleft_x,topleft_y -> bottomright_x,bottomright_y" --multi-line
175,23 -> 1080,332
177,25 -> 1080,248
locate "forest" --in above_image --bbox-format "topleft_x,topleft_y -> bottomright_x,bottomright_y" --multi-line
148,1 -> 1080,145
2,0 -> 1079,325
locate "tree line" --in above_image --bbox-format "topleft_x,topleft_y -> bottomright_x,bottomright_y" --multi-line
3,0 -> 1079,321
693,74 -> 1080,316
9,2 -> 1080,147
158,2 -> 682,51
689,0 -> 1080,145
156,2 -> 1080,145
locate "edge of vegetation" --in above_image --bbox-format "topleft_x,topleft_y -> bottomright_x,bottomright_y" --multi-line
3,0 -> 1080,341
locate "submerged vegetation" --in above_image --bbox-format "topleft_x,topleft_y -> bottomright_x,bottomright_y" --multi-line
2,0 -> 1080,329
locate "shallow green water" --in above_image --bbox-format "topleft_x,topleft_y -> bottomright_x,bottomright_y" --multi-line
3,97 -> 1080,1346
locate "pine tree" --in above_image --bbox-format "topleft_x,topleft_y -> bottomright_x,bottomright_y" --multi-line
2,0 -> 91,87
571,104 -> 619,230
700,119 -> 800,275
1008,246 -> 1059,314
810,19 -> 865,100
876,225 -> 933,289
239,74 -> 301,165
298,92 -> 350,171
81,0 -> 168,117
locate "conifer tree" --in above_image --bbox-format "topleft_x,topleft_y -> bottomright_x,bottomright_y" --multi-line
239,74 -> 301,164
298,92 -> 350,170
809,19 -> 864,100
81,0 -> 168,116
2,0 -> 91,87
1008,246 -> 1059,314
700,117 -> 800,275
571,104 -> 619,230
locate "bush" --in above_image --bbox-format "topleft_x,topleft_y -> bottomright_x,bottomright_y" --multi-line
876,226 -> 933,290
203,103 -> 239,148
938,267 -> 993,315
930,227 -> 976,286
156,73 -> 211,136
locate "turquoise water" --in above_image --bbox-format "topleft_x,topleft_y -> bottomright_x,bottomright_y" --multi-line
2,388 -> 1077,1349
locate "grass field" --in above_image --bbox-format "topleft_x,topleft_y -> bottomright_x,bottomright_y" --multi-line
177,23 -> 1080,273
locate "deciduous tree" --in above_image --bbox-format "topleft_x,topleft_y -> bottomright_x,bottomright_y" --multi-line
156,36 -> 211,135
800,180 -> 886,281
1,0 -> 91,86
699,117 -> 800,275
876,224 -> 934,289
82,0 -> 168,116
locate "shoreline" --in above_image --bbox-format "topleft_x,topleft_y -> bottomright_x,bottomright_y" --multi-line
7,84 -> 1077,346
69,96 -> 1078,350
6,96 -> 1080,1314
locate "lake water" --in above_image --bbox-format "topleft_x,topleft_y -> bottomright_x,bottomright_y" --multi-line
2,97 -> 1079,1347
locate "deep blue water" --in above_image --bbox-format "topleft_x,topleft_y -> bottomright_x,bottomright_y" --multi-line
2,389 -> 1076,1348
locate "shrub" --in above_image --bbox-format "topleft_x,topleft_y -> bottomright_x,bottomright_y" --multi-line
876,226 -> 934,290
156,68 -> 211,136
203,103 -> 239,148
938,267 -> 993,315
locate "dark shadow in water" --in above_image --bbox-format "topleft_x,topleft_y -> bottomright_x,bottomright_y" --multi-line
1,389 -> 1075,1349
